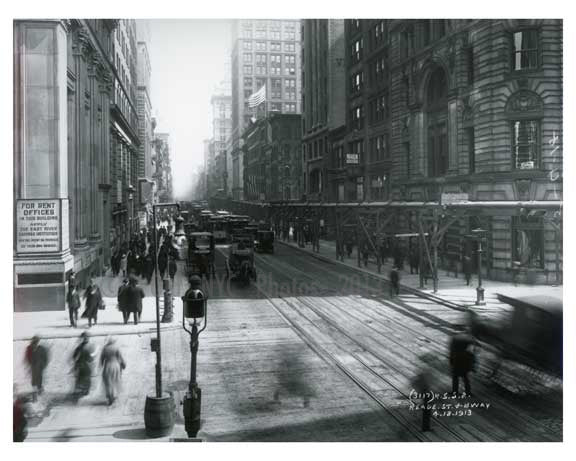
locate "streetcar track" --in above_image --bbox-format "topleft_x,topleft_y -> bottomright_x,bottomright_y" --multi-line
253,248 -> 560,441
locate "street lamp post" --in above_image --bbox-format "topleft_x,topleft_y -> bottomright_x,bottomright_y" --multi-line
471,228 -> 486,306
181,276 -> 208,438
144,201 -> 179,438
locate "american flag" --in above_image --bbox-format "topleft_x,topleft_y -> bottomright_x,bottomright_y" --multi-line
247,85 -> 266,108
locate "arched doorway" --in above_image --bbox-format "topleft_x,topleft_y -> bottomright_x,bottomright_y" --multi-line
426,67 -> 448,177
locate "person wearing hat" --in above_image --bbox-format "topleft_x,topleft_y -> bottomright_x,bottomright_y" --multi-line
100,337 -> 126,405
24,336 -> 49,395
66,278 -> 81,328
124,276 -> 145,325
449,333 -> 476,396
117,278 -> 130,324
82,277 -> 103,327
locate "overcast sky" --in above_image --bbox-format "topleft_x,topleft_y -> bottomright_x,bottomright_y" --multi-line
148,19 -> 231,200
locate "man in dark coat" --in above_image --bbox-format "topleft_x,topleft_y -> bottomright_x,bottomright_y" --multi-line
25,336 -> 49,395
124,276 -> 145,325
409,247 -> 420,275
449,333 -> 476,396
143,253 -> 154,284
158,247 -> 168,279
117,278 -> 129,324
82,278 -> 103,327
66,282 -> 81,328
72,332 -> 95,399
463,256 -> 473,286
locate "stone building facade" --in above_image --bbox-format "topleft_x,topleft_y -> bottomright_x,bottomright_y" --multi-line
333,19 -> 563,283
243,113 -> 302,202
14,19 -> 118,310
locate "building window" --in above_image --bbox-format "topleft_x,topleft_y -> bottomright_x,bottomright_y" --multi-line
243,53 -> 252,63
256,53 -> 267,64
244,89 -> 252,99
370,134 -> 388,162
373,20 -> 385,47
243,41 -> 252,50
404,142 -> 411,177
255,65 -> 266,75
338,183 -> 345,202
284,102 -> 296,112
512,215 -> 544,268
242,28 -> 252,39
243,65 -> 253,74
370,175 -> 388,201
351,71 -> 363,93
284,78 -> 296,100
271,31 -> 281,40
244,77 -> 253,88
255,41 -> 266,51
255,29 -> 266,39
284,31 -> 295,40
347,140 -> 364,165
512,120 -> 539,169
400,26 -> 414,59
350,38 -> 363,63
466,127 -> 475,173
467,46 -> 474,85
271,78 -> 282,99
356,176 -> 364,202
284,42 -> 295,52
270,102 -> 282,112
350,105 -> 364,131
270,54 -> 282,75
512,30 -> 539,70
427,67 -> 448,177
271,42 -> 281,51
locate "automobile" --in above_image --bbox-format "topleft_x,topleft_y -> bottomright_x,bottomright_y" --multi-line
470,294 -> 562,380
255,230 -> 275,253
226,234 -> 256,286
186,232 -> 215,279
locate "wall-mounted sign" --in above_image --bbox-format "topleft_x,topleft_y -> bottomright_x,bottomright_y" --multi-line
16,199 -> 61,253
346,154 -> 359,165
441,193 -> 470,205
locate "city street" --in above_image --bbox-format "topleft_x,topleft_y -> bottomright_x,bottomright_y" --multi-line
13,242 -> 562,442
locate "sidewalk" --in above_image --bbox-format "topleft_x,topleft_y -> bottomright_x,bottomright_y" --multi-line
278,238 -> 563,311
13,272 -> 184,342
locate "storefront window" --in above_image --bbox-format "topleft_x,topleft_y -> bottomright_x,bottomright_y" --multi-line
512,216 -> 544,268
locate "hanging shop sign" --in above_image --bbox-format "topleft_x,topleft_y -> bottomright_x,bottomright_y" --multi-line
440,193 -> 470,205
16,199 -> 62,253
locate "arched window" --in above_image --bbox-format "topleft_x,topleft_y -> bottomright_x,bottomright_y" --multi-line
426,67 -> 448,177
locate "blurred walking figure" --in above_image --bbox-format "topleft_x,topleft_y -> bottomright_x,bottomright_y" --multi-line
143,252 -> 154,284
158,246 -> 168,279
100,337 -> 126,405
273,349 -> 315,408
389,267 -> 400,297
409,247 -> 420,275
449,333 -> 476,396
120,251 -> 128,278
82,277 -> 103,327
168,255 -> 178,283
72,332 -> 95,399
117,278 -> 129,324
25,336 -> 49,395
13,384 -> 30,442
124,276 -> 145,324
66,282 -> 81,328
411,353 -> 437,432
361,242 -> 370,267
463,255 -> 473,286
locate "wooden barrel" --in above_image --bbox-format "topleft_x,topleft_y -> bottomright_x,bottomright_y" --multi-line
144,395 -> 175,438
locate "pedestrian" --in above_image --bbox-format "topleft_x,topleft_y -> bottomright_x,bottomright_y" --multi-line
346,240 -> 353,259
409,247 -> 420,275
158,247 -> 168,279
393,244 -> 405,271
13,385 -> 30,442
117,278 -> 129,324
463,256 -> 473,286
389,267 -> 400,297
72,331 -> 95,400
120,251 -> 128,278
411,353 -> 437,432
81,277 -> 103,327
66,282 -> 81,328
124,276 -> 145,325
25,336 -> 49,395
100,337 -> 126,405
449,333 -> 476,396
143,252 -> 154,284
168,255 -> 177,282
362,243 -> 370,267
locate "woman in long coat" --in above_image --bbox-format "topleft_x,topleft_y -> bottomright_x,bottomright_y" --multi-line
82,278 -> 103,327
72,332 -> 95,399
100,337 -> 126,405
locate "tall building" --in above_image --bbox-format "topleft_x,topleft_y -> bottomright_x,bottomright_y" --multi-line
152,133 -> 173,202
109,19 -> 140,247
230,19 -> 302,201
334,19 -> 562,283
13,19 -> 118,310
136,20 -> 154,224
301,19 -> 346,202
243,113 -> 302,202
210,85 -> 232,198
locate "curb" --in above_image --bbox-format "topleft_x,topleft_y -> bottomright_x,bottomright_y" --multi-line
277,240 -> 470,312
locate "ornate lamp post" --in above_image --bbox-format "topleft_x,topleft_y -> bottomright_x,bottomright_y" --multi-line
181,276 -> 208,438
471,228 -> 487,306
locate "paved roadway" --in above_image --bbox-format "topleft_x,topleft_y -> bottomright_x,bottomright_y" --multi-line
13,242 -> 562,442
